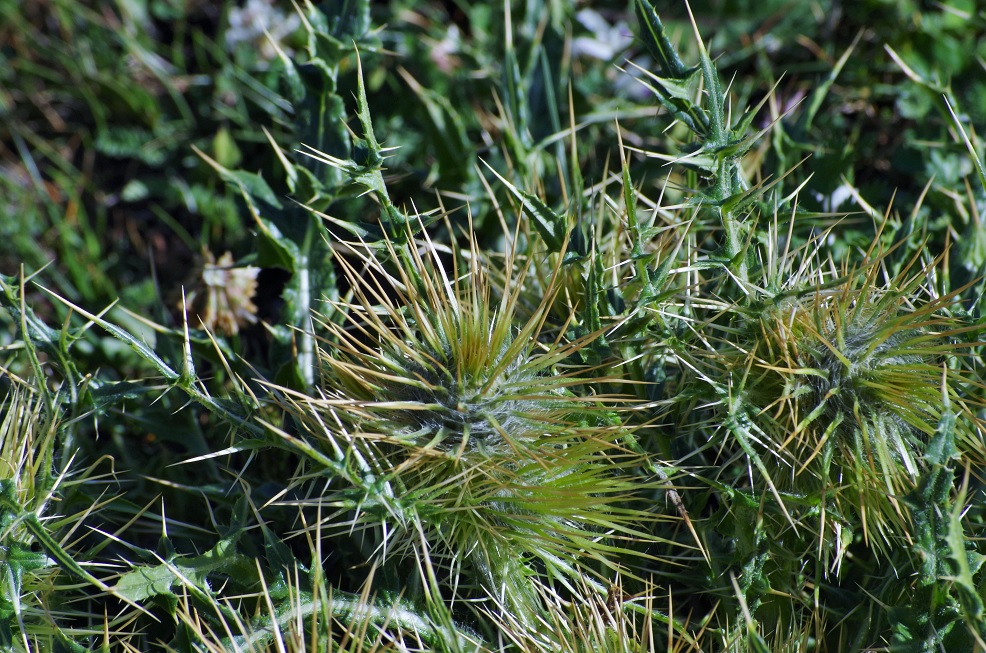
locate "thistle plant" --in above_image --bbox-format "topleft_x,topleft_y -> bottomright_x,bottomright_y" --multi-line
4,0 -> 986,650
652,149 -> 986,652
647,203 -> 986,646
605,3 -> 986,649
735,247 -> 984,545
263,219 -> 675,639
0,339 -> 146,650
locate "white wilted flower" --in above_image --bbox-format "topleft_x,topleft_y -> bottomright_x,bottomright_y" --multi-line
572,9 -> 632,61
185,250 -> 260,336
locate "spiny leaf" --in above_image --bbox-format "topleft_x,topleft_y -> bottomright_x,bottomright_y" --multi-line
0,481 -> 149,616
193,145 -> 282,209
114,536 -> 254,603
633,0 -> 695,79
630,63 -> 708,137
482,161 -> 567,252
947,482 -> 986,625
38,287 -> 179,382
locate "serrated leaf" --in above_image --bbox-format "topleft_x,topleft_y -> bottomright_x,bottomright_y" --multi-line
630,65 -> 709,137
633,0 -> 695,79
926,409 -> 959,466
6,543 -> 54,574
268,32 -> 304,103
482,162 -> 567,251
520,191 -> 567,252
353,51 -> 380,158
115,563 -> 187,602
39,289 -> 179,382
948,483 -> 985,621
194,146 -> 282,209
115,536 -> 253,603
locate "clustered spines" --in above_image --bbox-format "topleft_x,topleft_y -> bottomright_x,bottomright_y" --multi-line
369,334 -> 556,452
797,300 -> 924,440
724,254 -> 986,560
317,221 -> 633,457
301,222 -> 660,632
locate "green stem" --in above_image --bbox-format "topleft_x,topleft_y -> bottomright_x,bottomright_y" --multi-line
297,217 -> 316,388
225,590 -> 485,652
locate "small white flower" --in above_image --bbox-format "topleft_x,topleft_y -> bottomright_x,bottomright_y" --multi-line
572,9 -> 632,61
186,251 -> 260,336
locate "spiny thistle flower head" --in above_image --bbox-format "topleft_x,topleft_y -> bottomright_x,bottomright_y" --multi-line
318,228 -> 609,457
269,221 -> 673,627
735,249 -> 985,552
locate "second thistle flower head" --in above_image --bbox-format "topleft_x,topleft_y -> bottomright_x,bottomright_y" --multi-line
735,254 -> 985,548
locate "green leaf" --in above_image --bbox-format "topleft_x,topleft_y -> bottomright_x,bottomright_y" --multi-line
295,54 -> 408,239
633,0 -> 695,79
947,482 -> 986,626
632,67 -> 708,137
520,191 -> 567,252
329,0 -> 369,37
0,481 -> 122,605
115,536 -> 253,603
253,212 -> 300,272
320,0 -> 370,48
89,380 -> 152,408
95,126 -> 167,166
212,126 -> 242,169
482,162 -> 567,252
925,409 -> 959,466
115,563 -> 185,602
195,146 -> 282,209
344,50 -> 395,203
399,69 -> 472,187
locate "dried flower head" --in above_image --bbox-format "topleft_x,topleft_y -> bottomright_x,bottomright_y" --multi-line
185,250 -> 260,336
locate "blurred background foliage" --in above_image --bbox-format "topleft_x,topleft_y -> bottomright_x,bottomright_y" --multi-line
3,0 -> 984,325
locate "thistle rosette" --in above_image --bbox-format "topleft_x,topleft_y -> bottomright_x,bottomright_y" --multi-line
734,254 -> 985,554
272,226 -> 671,628
321,237 -> 574,456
